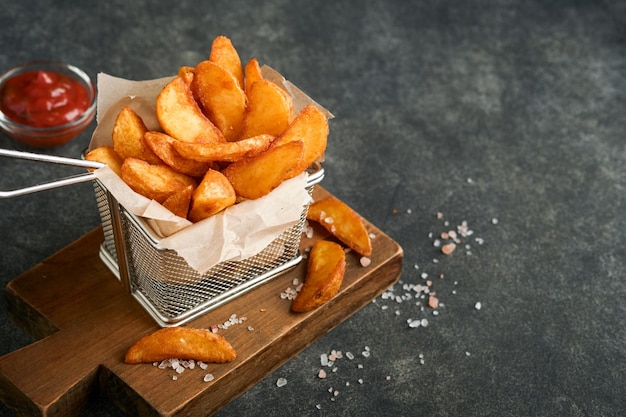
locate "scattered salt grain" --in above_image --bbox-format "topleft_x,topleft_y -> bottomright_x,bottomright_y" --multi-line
421,318 -> 429,327
492,218 -> 499,225
475,302 -> 482,310
203,373 -> 215,382
441,242 -> 456,255
360,256 -> 371,267
172,375 -> 178,380
385,375 -> 391,381
358,378 -> 364,384
318,369 -> 327,379
276,377 -> 288,387
346,352 -> 355,360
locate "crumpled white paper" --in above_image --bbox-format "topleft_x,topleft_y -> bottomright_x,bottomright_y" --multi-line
89,71 -> 318,274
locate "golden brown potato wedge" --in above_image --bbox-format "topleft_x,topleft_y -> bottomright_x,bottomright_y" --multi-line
188,169 -> 236,222
209,35 -> 244,91
177,65 -> 195,86
124,327 -> 237,364
143,131 -> 212,177
162,184 -> 194,218
112,106 -> 162,164
172,134 -> 275,163
307,196 -> 372,257
240,79 -> 294,139
120,157 -> 197,203
85,146 -> 123,177
222,140 -> 304,200
272,104 -> 329,178
291,240 -> 346,313
156,76 -> 226,144
244,57 -> 263,96
192,60 -> 247,141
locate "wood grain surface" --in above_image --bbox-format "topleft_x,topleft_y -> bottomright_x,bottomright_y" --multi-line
0,187 -> 403,417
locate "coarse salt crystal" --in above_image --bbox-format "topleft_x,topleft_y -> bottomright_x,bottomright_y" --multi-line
276,377 -> 288,387
475,302 -> 482,310
203,373 -> 215,382
360,256 -> 371,267
318,369 -> 327,379
441,242 -> 456,255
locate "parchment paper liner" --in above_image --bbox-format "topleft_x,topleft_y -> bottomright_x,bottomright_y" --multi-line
89,66 -> 332,274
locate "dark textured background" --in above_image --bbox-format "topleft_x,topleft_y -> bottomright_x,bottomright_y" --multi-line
1,1 -> 626,416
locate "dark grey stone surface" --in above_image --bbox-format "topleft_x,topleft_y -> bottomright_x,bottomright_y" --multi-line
1,0 -> 625,416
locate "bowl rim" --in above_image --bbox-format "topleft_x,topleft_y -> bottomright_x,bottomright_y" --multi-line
0,60 -> 97,135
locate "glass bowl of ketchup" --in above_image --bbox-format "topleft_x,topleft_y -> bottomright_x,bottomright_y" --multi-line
0,61 -> 96,148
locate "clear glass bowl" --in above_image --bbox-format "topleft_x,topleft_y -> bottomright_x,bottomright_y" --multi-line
0,61 -> 96,148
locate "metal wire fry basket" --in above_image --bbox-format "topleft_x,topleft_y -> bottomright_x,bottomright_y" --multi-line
94,165 -> 324,327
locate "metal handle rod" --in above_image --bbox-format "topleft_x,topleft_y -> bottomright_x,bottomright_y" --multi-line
0,148 -> 105,198
0,172 -> 97,198
0,148 -> 104,170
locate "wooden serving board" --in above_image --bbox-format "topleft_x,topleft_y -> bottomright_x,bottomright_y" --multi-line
0,187 -> 403,417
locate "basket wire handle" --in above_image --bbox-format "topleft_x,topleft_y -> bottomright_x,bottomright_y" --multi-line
0,148 -> 104,198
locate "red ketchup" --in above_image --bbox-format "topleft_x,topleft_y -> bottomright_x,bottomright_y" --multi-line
0,70 -> 90,128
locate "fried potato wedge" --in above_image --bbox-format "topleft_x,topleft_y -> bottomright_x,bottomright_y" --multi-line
172,133 -> 275,163
112,106 -> 161,164
156,76 -> 226,144
162,184 -> 194,219
192,60 -> 247,141
291,240 -> 346,313
222,140 -> 303,200
273,104 -> 329,178
178,65 -> 195,86
240,79 -> 294,139
143,131 -> 212,177
188,169 -> 236,222
244,57 -> 263,96
209,35 -> 244,90
307,196 -> 372,257
85,146 -> 123,177
121,157 -> 197,203
124,327 -> 237,364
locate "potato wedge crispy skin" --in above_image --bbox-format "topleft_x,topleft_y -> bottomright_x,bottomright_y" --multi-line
241,79 -> 294,139
177,65 -> 195,86
124,327 -> 237,364
244,58 -> 263,96
112,106 -> 162,164
85,146 -> 123,177
192,60 -> 247,141
291,240 -> 346,313
121,157 -> 197,204
307,196 -> 372,257
156,76 -> 226,144
143,131 -> 211,177
188,169 -> 236,222
172,134 -> 275,163
162,184 -> 194,219
273,105 -> 328,178
222,140 -> 304,200
209,35 -> 244,90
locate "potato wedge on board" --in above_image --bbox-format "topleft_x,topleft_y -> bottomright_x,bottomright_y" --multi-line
272,104 -> 329,178
124,327 -> 236,364
143,131 -> 212,177
85,146 -> 123,177
172,133 -> 275,163
192,60 -> 247,141
112,106 -> 162,164
121,157 -> 197,204
244,57 -> 263,96
222,140 -> 303,200
307,196 -> 372,257
156,76 -> 226,144
188,169 -> 236,222
291,240 -> 346,313
240,79 -> 294,138
209,35 -> 244,90
162,184 -> 194,219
